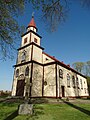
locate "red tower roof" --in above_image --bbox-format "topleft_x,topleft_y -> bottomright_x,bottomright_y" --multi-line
28,16 -> 36,28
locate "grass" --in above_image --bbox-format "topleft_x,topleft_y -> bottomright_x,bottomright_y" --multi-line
0,99 -> 90,120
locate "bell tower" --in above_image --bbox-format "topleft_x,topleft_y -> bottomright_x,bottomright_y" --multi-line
12,15 -> 44,97
21,15 -> 42,48
16,15 -> 44,64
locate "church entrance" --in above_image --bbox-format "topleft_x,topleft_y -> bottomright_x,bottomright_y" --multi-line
61,86 -> 65,97
16,79 -> 25,96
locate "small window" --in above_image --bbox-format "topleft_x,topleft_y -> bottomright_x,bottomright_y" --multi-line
24,38 -> 27,44
46,58 -> 48,61
34,38 -> 37,43
59,69 -> 63,78
21,51 -> 26,62
25,66 -> 29,76
67,74 -> 70,87
72,76 -> 75,88
44,81 -> 47,86
16,69 -> 19,77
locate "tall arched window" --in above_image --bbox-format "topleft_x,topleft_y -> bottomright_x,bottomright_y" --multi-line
76,77 -> 79,88
16,69 -> 19,77
59,69 -> 63,78
21,50 -> 26,62
80,79 -> 83,89
67,73 -> 70,87
72,76 -> 75,88
25,66 -> 29,76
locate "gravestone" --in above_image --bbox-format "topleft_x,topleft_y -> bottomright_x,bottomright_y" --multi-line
18,103 -> 33,115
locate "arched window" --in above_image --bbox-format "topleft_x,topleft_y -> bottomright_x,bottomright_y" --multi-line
21,50 -> 26,62
59,69 -> 63,78
67,73 -> 70,80
67,73 -> 70,87
25,66 -> 29,76
16,69 -> 19,77
72,76 -> 75,88
76,77 -> 79,88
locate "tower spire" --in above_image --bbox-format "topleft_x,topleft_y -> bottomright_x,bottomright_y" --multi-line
27,14 -> 38,32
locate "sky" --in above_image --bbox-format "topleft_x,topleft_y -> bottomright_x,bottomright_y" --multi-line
0,2 -> 90,91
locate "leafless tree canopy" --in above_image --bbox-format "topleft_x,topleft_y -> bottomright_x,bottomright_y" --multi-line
0,0 -> 90,59
72,61 -> 90,76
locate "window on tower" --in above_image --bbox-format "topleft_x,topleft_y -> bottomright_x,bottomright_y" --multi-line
16,69 -> 19,77
34,38 -> 37,43
25,66 -> 29,76
21,50 -> 26,62
24,37 -> 27,44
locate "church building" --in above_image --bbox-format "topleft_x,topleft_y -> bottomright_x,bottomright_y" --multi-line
12,16 -> 89,98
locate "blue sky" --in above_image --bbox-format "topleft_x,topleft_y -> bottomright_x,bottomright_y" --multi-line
0,2 -> 90,91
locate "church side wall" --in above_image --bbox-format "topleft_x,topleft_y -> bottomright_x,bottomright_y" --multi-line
57,65 -> 66,97
57,64 -> 89,98
31,63 -> 43,97
77,74 -> 89,96
57,65 -> 75,97
44,64 -> 56,97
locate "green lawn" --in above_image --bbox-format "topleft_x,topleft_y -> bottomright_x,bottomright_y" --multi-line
0,99 -> 90,120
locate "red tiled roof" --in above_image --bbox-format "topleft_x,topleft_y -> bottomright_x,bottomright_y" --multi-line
43,52 -> 86,78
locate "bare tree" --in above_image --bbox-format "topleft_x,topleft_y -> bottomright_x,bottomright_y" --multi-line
86,61 -> 90,76
0,0 -> 90,59
72,62 -> 84,73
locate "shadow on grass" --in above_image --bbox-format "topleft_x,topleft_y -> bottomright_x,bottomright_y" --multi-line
0,98 -> 24,104
31,98 -> 48,104
4,110 -> 18,120
4,104 -> 44,120
61,99 -> 90,116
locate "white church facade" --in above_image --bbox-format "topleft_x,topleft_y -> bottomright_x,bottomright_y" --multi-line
12,16 -> 89,98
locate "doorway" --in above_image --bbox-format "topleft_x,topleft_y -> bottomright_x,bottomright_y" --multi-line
61,86 -> 65,97
16,80 -> 25,96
